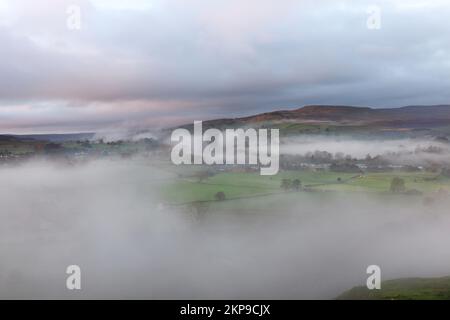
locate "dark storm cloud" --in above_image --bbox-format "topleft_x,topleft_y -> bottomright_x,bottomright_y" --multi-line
0,0 -> 449,132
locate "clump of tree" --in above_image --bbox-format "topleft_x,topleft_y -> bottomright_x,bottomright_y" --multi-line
107,140 -> 123,146
280,178 -> 302,191
214,191 -> 226,201
390,177 -> 406,193
292,179 -> 301,191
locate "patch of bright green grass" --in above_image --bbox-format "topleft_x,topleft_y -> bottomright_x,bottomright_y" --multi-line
161,170 -> 450,204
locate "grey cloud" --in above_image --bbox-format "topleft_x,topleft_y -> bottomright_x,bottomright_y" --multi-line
0,0 -> 450,131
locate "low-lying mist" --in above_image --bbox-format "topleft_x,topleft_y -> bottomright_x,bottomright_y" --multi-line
1,159 -> 450,299
281,135 -> 450,165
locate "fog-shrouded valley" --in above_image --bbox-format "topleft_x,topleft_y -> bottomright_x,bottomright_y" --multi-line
2,105 -> 450,299
2,0 -> 450,305
2,158 -> 450,299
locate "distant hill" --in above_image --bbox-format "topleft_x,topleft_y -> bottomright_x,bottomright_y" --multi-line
0,133 -> 95,143
4,105 -> 450,141
201,105 -> 450,128
0,135 -> 31,142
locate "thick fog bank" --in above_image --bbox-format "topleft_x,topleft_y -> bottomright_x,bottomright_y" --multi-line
1,160 -> 450,299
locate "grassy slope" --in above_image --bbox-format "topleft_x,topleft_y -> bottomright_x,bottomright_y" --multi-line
337,277 -> 450,300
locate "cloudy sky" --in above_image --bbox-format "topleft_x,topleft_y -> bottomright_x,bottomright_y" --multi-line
0,0 -> 449,133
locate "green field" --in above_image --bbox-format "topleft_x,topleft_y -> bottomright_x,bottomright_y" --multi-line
323,171 -> 450,193
161,169 -> 450,205
338,277 -> 450,300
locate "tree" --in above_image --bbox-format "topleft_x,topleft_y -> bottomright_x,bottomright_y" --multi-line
215,191 -> 226,201
292,179 -> 302,191
390,177 -> 406,193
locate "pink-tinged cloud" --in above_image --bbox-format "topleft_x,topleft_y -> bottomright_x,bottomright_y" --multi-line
0,0 -> 450,132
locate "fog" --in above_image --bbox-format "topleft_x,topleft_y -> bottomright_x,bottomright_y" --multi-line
281,135 -> 450,165
92,129 -> 160,143
1,159 -> 450,299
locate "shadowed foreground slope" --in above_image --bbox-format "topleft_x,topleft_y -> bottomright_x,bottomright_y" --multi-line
338,276 -> 450,300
